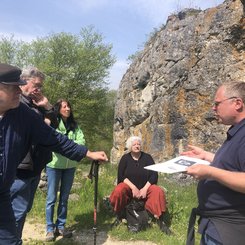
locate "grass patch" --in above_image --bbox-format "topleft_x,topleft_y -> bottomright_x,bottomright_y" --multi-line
28,163 -> 200,244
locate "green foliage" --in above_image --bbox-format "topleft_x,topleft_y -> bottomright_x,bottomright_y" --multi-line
0,27 -> 116,154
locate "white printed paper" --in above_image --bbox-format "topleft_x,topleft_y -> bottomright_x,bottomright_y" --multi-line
144,156 -> 210,174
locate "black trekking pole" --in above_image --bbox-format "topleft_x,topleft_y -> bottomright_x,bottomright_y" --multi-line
88,160 -> 99,245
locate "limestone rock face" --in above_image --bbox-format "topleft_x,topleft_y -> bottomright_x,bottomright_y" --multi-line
111,0 -> 245,164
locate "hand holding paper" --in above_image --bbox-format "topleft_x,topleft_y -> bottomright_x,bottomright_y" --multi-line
186,164 -> 213,180
144,156 -> 210,174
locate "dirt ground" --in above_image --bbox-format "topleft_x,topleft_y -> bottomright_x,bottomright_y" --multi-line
22,221 -> 157,245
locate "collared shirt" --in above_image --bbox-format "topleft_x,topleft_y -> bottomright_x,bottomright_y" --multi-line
0,102 -> 87,192
197,118 -> 245,242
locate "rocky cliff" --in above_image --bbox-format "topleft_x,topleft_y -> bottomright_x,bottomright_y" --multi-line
111,0 -> 245,164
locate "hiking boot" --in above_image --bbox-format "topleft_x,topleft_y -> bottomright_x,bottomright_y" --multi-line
55,228 -> 72,238
157,219 -> 172,235
111,217 -> 122,228
161,209 -> 172,227
46,231 -> 55,242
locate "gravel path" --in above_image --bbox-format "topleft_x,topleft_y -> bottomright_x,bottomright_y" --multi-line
22,221 -> 157,245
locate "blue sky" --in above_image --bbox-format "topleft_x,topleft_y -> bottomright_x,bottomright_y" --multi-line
0,0 -> 223,89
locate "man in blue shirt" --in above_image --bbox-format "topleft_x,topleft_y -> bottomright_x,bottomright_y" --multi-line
183,81 -> 245,245
0,63 -> 108,245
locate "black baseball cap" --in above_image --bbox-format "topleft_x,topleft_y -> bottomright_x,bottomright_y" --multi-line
0,63 -> 26,85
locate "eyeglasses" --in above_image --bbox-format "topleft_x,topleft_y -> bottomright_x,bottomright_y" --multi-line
29,80 -> 43,90
213,96 -> 238,107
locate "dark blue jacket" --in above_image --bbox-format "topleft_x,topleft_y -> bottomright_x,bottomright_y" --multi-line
0,102 -> 87,192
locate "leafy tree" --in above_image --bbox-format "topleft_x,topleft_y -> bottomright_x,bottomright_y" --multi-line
0,26 -> 116,155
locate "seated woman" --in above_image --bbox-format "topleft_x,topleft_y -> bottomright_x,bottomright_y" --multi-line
109,136 -> 171,234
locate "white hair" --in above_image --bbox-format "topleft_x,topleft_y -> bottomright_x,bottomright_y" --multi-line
126,136 -> 142,150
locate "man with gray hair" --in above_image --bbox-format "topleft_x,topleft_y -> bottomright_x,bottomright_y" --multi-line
10,67 -> 58,240
183,81 -> 245,245
20,67 -> 54,115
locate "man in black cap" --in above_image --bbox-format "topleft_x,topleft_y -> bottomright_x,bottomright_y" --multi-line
0,64 -> 27,111
0,63 -> 108,245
